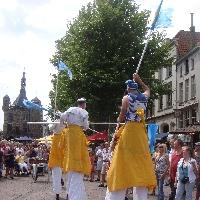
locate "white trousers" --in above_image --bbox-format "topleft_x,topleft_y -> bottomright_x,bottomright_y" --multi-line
105,187 -> 147,200
65,171 -> 87,200
52,167 -> 62,194
18,163 -> 28,171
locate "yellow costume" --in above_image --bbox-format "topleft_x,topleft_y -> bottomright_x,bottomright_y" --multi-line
62,125 -> 91,175
48,132 -> 65,169
107,121 -> 156,192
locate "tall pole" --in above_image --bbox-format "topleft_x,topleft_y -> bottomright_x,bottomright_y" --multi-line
135,30 -> 153,74
54,73 -> 59,121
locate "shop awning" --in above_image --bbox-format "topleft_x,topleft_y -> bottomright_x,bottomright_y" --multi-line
87,131 -> 108,142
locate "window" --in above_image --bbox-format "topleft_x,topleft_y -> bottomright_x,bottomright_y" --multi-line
191,108 -> 197,124
179,112 -> 183,128
179,82 -> 183,103
23,123 -> 27,134
158,68 -> 163,81
180,65 -> 183,77
191,75 -> 196,98
185,79 -> 189,101
185,59 -> 189,74
8,113 -> 13,123
166,82 -> 172,108
184,110 -> 190,127
158,96 -> 163,110
191,58 -> 194,70
166,66 -> 172,78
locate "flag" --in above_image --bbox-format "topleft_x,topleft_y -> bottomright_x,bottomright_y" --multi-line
150,0 -> 173,31
58,61 -> 73,80
23,99 -> 48,111
147,123 -> 158,153
150,0 -> 164,30
154,8 -> 173,29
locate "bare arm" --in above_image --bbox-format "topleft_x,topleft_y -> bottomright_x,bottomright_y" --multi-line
117,96 -> 128,123
133,73 -> 150,97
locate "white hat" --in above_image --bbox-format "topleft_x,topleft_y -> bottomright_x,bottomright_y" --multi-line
77,97 -> 86,103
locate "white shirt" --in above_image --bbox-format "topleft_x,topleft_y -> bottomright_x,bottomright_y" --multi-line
49,119 -> 65,134
177,158 -> 197,183
96,149 -> 103,162
61,107 -> 89,130
102,148 -> 109,162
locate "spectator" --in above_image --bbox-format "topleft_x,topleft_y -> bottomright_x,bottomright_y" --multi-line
169,138 -> 175,162
0,145 -> 3,178
169,139 -> 183,200
89,150 -> 95,182
175,146 -> 198,200
16,143 -> 25,155
96,143 -> 104,181
4,144 -> 15,179
15,151 -> 29,174
99,142 -> 109,187
155,144 -> 170,200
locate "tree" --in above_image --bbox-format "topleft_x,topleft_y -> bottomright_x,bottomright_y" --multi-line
50,0 -> 172,123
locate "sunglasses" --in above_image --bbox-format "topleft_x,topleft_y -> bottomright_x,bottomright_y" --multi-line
158,146 -> 164,148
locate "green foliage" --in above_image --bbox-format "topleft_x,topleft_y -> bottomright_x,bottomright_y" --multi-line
49,0 -> 172,122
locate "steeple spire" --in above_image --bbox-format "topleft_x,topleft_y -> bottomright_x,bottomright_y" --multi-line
13,71 -> 27,107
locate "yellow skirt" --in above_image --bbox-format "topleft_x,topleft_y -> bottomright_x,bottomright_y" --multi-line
107,122 -> 156,192
48,132 -> 65,169
62,125 -> 91,176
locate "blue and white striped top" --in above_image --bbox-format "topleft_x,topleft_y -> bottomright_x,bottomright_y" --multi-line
125,92 -> 148,122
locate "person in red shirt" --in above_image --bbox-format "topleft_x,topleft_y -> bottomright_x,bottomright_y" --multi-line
169,139 -> 183,200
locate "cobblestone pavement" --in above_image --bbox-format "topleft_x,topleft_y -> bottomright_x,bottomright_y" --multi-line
0,174 -> 196,200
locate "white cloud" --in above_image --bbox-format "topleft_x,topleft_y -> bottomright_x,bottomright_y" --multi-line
0,0 -> 200,131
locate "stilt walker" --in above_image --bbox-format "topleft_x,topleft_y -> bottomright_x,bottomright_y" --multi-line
48,115 -> 66,200
61,98 -> 91,200
105,74 -> 156,200
105,1 -> 168,199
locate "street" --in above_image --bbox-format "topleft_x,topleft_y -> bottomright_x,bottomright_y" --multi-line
0,174 -> 196,200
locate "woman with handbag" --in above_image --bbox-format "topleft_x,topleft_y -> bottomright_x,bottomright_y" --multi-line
175,146 -> 198,200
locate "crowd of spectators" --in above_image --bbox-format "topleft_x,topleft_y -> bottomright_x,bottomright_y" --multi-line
86,139 -> 200,200
1,137 -> 200,200
0,140 -> 50,179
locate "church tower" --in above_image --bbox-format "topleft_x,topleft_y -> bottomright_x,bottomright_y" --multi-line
2,71 -> 43,138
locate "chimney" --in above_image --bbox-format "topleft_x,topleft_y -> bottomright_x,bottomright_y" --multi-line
190,13 -> 195,32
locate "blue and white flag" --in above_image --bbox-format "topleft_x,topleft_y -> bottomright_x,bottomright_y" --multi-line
58,61 -> 73,80
150,0 -> 173,31
154,8 -> 173,29
147,123 -> 158,153
23,99 -> 48,111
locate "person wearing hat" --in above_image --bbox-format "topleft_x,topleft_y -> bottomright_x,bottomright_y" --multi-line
61,97 -> 91,200
105,73 -> 156,200
48,114 -> 66,200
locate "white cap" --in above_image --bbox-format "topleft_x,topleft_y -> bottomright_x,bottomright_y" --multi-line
77,97 -> 86,103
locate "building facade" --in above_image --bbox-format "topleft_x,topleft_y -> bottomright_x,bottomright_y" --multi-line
2,72 -> 43,138
147,27 -> 200,134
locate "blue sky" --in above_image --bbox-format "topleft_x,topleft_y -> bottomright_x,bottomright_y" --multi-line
0,0 -> 200,129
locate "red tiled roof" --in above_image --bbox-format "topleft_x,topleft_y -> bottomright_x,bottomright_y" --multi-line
174,30 -> 200,58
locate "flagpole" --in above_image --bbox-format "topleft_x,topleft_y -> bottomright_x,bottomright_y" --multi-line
54,72 -> 59,121
135,30 -> 153,74
135,0 -> 164,74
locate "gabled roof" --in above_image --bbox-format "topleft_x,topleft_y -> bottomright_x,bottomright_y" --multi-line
174,30 -> 200,59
